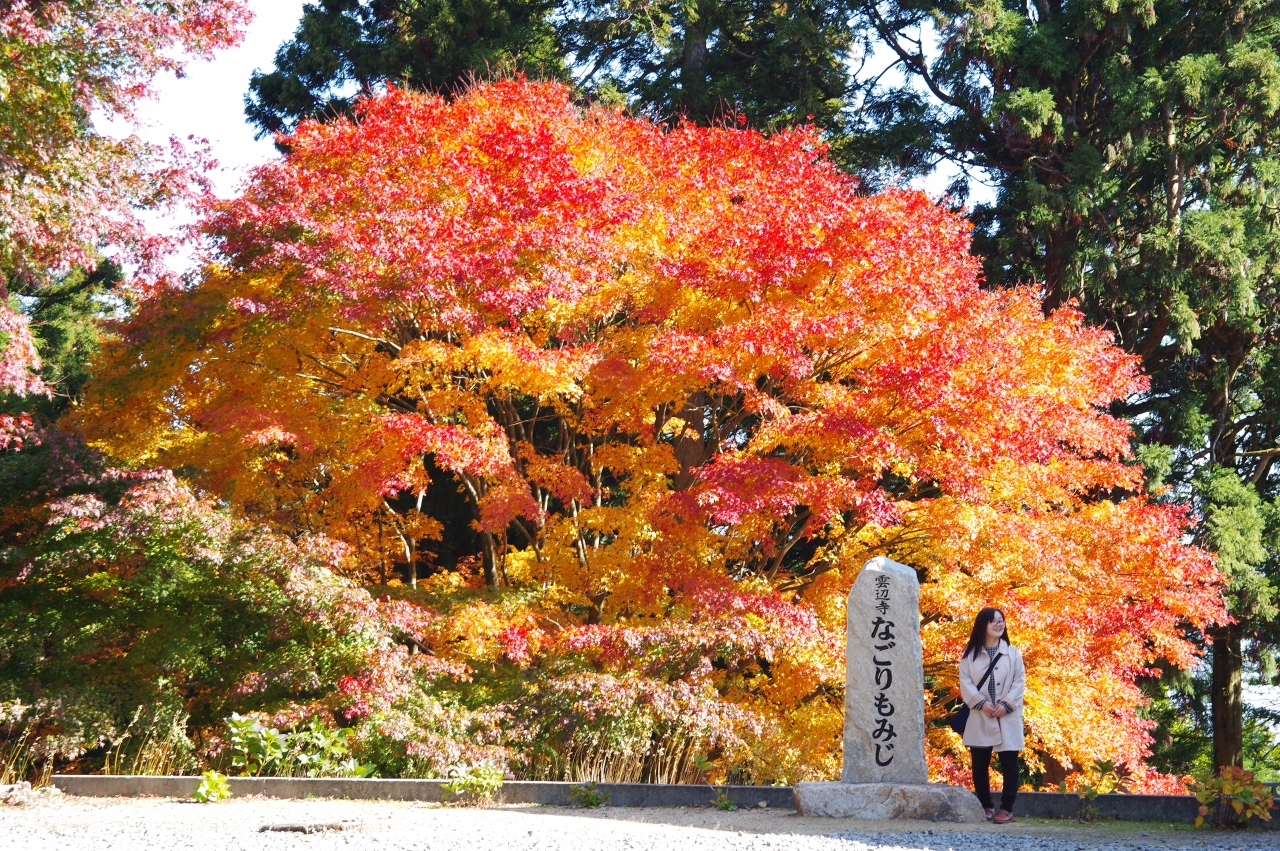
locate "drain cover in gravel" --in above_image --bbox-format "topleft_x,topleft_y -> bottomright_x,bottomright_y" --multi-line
259,823 -> 345,834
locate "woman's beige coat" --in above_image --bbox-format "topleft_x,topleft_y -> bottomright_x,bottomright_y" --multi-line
958,642 -> 1025,751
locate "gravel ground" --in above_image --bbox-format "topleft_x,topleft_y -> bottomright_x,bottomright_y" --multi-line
1,796 -> 1277,851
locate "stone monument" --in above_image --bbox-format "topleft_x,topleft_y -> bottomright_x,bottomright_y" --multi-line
793,557 -> 985,822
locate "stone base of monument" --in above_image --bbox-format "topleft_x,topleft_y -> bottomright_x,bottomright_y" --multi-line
793,781 -> 986,823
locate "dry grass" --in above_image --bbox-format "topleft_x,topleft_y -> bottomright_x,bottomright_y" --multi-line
531,734 -> 709,785
103,706 -> 198,776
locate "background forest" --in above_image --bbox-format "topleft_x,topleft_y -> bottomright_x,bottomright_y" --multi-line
1,0 -> 1278,791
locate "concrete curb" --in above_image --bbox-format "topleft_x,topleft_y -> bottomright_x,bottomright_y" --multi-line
1016,792 -> 1276,830
1015,791 -> 1196,822
51,776 -> 794,809
49,776 -> 1277,828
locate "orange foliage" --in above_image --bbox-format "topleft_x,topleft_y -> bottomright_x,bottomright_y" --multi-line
78,79 -> 1224,782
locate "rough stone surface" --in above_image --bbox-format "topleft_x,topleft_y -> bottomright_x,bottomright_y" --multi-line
843,557 -> 927,785
0,781 -> 34,806
793,782 -> 986,823
0,781 -> 59,806
259,823 -> 345,833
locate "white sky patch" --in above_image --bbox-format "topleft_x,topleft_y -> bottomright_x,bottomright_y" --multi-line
849,29 -> 996,210
96,0 -> 306,275
1247,683 -> 1280,722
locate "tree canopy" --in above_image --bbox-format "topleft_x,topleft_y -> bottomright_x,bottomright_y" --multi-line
0,0 -> 250,287
0,0 -> 252,448
4,0 -> 1272,785
559,0 -> 856,127
79,80 -> 1223,785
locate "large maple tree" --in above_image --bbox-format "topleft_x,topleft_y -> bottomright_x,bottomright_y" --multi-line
80,79 -> 1224,785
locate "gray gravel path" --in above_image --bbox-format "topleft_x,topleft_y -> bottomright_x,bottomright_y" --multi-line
0,796 -> 1276,851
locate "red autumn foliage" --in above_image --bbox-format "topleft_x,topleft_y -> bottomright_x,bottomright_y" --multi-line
77,79 -> 1225,786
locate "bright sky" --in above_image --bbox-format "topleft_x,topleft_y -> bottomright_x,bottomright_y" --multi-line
97,1 -> 307,274
94,0 -> 306,278
127,0 -> 307,195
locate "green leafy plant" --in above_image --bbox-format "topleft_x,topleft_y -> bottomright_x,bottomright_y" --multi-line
291,718 -> 348,776
191,771 -> 231,803
347,760 -> 381,779
1193,766 -> 1276,828
568,781 -> 610,808
223,714 -> 379,778
226,713 -> 288,776
442,761 -> 504,803
1072,759 -> 1125,823
289,718 -> 377,778
711,786 -> 738,811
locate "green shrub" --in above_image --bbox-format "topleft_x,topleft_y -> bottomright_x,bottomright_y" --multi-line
226,713 -> 288,776
192,771 -> 231,802
0,474 -> 393,767
290,718 -> 378,778
567,781 -> 610,808
223,714 -> 378,778
442,762 -> 504,803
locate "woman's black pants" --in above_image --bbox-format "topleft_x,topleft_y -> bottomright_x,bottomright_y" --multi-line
969,747 -> 1019,812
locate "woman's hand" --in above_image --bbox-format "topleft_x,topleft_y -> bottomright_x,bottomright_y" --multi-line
983,703 -> 1006,719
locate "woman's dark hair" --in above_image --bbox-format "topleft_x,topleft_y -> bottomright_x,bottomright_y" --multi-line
963,607 -> 1011,660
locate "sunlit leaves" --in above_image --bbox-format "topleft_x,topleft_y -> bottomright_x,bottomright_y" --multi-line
80,79 -> 1224,784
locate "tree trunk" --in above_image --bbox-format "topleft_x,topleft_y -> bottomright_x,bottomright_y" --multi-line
1211,624 -> 1244,770
481,532 -> 500,588
672,392 -> 710,490
1041,226 -> 1068,311
680,8 -> 710,122
1164,103 -> 1183,234
408,534 -> 418,589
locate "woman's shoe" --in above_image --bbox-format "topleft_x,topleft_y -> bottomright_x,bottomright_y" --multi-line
983,808 -> 995,821
992,810 -> 1014,824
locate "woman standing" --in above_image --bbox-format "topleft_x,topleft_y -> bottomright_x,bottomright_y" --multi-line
958,607 -> 1026,824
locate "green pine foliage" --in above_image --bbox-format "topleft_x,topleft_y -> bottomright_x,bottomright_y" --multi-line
245,0 -> 566,139
560,0 -> 856,128
1143,666 -> 1280,782
1,262 -> 122,423
1196,466 -> 1279,639
245,0 -> 859,143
